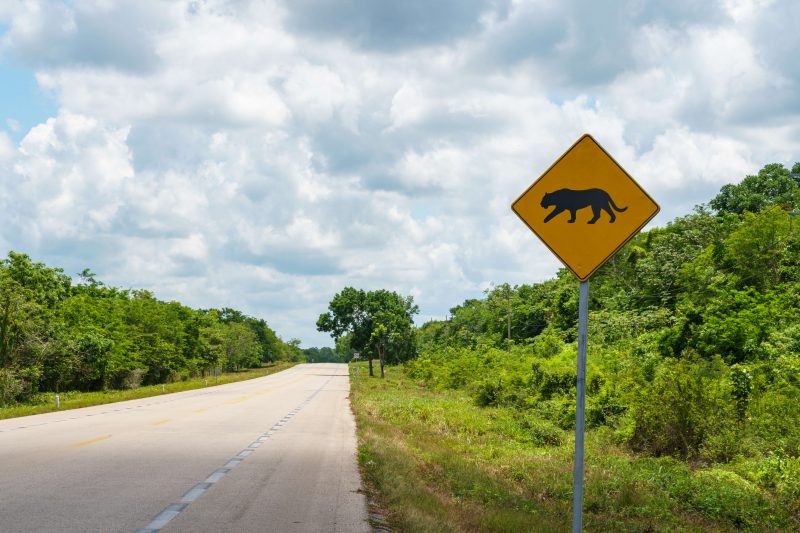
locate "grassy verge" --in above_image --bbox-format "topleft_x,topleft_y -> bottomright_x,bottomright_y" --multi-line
350,363 -> 795,532
0,362 -> 297,420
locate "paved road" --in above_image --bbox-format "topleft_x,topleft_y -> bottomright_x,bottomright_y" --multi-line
0,363 -> 370,532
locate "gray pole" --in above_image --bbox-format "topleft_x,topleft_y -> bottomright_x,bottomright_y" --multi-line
789,173 -> 800,235
506,285 -> 512,347
445,314 -> 450,349
572,280 -> 589,533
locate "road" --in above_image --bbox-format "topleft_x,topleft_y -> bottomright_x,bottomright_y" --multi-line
0,363 -> 370,532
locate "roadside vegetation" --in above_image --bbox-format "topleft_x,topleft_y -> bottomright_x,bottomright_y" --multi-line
0,361 -> 295,420
0,255 -> 303,410
351,162 -> 800,531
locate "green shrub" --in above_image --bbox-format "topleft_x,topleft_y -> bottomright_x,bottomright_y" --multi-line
586,385 -> 627,428
530,330 -> 563,358
474,377 -> 503,407
687,469 -> 773,528
749,387 -> 800,454
518,415 -> 563,446
628,358 -> 735,459
0,368 -> 24,406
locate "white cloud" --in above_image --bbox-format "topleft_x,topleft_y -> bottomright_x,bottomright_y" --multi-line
284,63 -> 347,123
170,233 -> 209,261
12,113 -> 133,239
0,0 -> 798,346
389,83 -> 430,130
0,132 -> 15,163
635,128 -> 753,189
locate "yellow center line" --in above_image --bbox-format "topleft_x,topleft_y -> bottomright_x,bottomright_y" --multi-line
223,375 -> 310,405
71,435 -> 112,448
225,395 -> 253,405
253,375 -> 310,397
151,418 -> 171,426
194,408 -> 208,413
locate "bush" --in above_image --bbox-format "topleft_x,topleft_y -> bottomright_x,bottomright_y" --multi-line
687,469 -> 773,528
628,358 -> 736,459
113,368 -> 145,390
530,360 -> 575,401
749,387 -> 800,455
519,415 -> 563,446
0,368 -> 24,406
474,377 -> 503,407
530,330 -> 563,358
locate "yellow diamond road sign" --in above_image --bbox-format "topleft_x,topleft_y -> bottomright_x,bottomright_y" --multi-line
512,134 -> 659,281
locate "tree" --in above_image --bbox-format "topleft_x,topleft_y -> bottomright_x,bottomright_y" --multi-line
2,252 -> 71,308
0,271 -> 39,368
317,287 -> 418,377
710,163 -> 800,215
222,323 -> 261,371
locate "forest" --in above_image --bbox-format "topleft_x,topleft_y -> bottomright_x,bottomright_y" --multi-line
0,256 -> 301,406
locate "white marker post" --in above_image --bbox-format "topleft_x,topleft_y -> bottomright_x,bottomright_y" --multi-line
572,281 -> 589,532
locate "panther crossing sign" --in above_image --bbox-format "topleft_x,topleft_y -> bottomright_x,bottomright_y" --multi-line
512,134 -> 659,281
512,133 -> 659,532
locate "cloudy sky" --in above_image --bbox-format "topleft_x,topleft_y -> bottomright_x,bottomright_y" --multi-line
0,0 -> 798,346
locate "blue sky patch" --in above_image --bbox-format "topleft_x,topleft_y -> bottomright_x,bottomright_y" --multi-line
0,60 -> 55,141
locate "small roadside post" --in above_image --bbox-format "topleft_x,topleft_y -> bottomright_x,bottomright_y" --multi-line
512,134 -> 659,532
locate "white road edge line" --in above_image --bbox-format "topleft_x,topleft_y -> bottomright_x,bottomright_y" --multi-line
132,374 -> 336,532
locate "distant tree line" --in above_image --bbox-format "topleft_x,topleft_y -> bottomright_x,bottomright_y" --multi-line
0,255 -> 302,405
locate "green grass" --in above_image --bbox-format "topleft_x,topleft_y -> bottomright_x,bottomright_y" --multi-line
0,362 -> 297,420
350,363 -> 797,532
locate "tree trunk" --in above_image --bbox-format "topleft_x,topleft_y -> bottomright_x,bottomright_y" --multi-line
379,344 -> 385,379
368,357 -> 374,377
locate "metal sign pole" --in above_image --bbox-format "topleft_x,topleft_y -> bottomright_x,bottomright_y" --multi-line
572,280 -> 589,532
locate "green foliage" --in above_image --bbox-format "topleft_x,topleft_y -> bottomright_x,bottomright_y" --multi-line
317,287 -> 418,366
397,162 -> 800,528
303,346 -> 342,363
0,367 -> 24,405
352,365 -> 796,532
711,163 -> 799,215
0,252 -> 296,404
627,358 -> 734,459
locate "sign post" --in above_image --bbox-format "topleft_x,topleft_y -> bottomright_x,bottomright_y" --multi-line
511,134 -> 659,532
572,280 -> 588,532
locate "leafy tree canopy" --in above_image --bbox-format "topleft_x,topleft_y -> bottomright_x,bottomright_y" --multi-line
710,162 -> 800,215
317,287 -> 419,365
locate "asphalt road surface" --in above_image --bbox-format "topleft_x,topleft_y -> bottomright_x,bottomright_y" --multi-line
0,363 -> 370,532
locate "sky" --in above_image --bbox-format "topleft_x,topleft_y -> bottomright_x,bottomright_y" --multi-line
0,0 -> 798,347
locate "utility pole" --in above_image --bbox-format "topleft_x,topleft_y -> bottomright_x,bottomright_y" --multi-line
506,284 -> 512,348
445,314 -> 450,349
790,173 -> 800,235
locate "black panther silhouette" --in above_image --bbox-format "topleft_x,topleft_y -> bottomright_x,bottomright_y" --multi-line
541,188 -> 627,224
